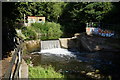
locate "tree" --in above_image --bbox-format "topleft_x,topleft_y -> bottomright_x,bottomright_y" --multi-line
83,2 -> 113,22
2,2 -> 18,57
59,2 -> 113,35
103,2 -> 120,24
15,2 -> 65,22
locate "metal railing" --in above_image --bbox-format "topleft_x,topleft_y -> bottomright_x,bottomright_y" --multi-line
3,37 -> 24,79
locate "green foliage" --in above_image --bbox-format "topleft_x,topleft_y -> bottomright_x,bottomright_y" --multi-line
103,2 -> 120,24
31,22 -> 48,34
59,2 -> 114,35
26,58 -> 31,65
47,22 -> 63,39
83,2 -> 113,21
16,29 -> 26,39
20,22 -> 62,40
21,27 -> 37,40
15,2 -> 65,22
29,65 -> 64,78
31,22 -> 63,40
3,2 -> 120,38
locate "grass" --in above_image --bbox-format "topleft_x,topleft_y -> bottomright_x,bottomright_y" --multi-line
29,65 -> 64,78
26,58 -> 31,65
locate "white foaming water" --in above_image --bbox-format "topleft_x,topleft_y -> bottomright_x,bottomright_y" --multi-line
32,48 -> 77,57
41,48 -> 75,55
32,48 -> 103,64
32,48 -> 78,63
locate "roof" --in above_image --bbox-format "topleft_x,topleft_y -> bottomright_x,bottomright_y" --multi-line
28,16 -> 45,17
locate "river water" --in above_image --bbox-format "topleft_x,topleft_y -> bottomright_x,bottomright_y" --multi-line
31,40 -> 120,80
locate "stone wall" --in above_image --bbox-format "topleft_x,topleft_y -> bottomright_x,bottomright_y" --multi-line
24,40 -> 40,53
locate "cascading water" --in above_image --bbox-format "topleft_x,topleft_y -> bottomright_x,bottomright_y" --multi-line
41,40 -> 61,50
37,40 -> 77,61
39,40 -> 77,58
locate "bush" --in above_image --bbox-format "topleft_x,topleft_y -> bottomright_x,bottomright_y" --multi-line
47,22 -> 63,39
16,29 -> 26,39
29,65 -> 64,78
19,22 -> 63,40
31,23 -> 46,34
22,27 -> 37,40
31,22 -> 63,40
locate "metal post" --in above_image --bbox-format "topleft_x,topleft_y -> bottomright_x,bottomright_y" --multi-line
24,14 -> 25,25
18,51 -> 21,78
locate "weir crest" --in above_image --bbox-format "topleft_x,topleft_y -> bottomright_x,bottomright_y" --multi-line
41,40 -> 61,50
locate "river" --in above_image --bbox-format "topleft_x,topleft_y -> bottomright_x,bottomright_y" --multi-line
30,40 -> 120,80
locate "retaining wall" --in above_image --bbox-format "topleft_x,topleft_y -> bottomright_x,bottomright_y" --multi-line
24,40 -> 40,52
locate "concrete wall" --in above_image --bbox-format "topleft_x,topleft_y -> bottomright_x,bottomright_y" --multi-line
59,33 -> 84,51
59,38 -> 78,49
59,33 -> 99,52
59,38 -> 70,49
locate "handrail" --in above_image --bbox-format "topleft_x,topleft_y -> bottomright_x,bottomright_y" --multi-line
2,37 -> 24,79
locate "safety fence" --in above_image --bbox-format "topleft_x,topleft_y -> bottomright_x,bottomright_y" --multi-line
3,39 -> 24,79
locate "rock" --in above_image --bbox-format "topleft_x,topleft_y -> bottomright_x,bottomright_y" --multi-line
94,74 -> 98,78
95,69 -> 100,73
74,33 -> 81,36
81,71 -> 86,74
108,75 -> 112,80
24,40 -> 40,52
94,74 -> 102,79
86,72 -> 92,76
94,45 -> 102,51
31,54 -> 41,66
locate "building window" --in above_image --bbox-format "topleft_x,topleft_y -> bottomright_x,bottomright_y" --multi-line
39,19 -> 42,21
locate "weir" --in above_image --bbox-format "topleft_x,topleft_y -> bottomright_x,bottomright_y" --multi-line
41,40 -> 61,50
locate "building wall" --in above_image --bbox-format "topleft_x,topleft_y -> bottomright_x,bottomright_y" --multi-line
27,16 -> 45,23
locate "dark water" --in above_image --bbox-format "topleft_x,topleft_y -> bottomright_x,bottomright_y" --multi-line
31,48 -> 120,80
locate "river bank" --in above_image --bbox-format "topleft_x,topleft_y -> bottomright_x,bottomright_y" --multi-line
74,33 -> 120,52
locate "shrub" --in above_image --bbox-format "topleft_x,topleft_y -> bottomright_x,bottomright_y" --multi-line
19,22 -> 63,40
31,22 -> 63,40
47,22 -> 63,39
29,65 -> 64,78
22,27 -> 37,40
16,29 -> 26,39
